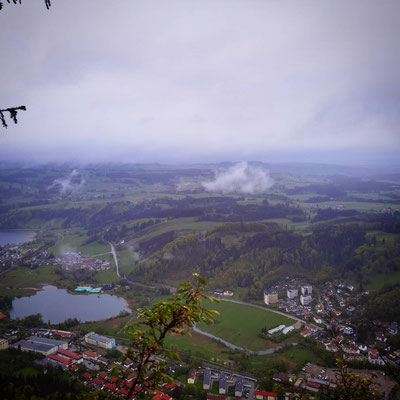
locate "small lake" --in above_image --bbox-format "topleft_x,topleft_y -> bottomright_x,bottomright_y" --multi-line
0,229 -> 36,246
10,285 -> 131,324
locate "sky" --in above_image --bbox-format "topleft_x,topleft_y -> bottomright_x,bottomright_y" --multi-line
0,0 -> 399,165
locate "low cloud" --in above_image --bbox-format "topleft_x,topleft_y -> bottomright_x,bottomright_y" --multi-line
49,169 -> 85,194
202,162 -> 273,194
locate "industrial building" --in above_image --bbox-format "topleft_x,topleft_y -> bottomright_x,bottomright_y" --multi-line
84,332 -> 115,349
10,336 -> 67,356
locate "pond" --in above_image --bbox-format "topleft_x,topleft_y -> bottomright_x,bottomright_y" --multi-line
10,285 -> 131,324
0,229 -> 36,246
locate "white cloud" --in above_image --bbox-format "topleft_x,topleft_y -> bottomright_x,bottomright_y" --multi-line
202,162 -> 273,194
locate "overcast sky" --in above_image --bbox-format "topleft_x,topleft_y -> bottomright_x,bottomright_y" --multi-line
0,0 -> 399,165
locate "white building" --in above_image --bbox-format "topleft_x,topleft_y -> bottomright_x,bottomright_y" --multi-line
264,291 -> 278,305
300,294 -> 312,306
301,285 -> 312,295
287,288 -> 298,299
84,332 -> 115,349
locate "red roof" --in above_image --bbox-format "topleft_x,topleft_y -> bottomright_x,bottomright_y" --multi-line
69,364 -> 78,371
301,329 -> 312,336
104,383 -> 117,392
254,391 -> 278,397
0,313 -> 6,319
52,330 -> 73,338
48,354 -> 72,365
152,390 -> 172,400
110,376 -> 118,383
82,372 -> 91,380
92,378 -> 103,387
306,381 -> 320,388
99,372 -> 108,379
58,348 -> 82,360
118,388 -> 129,396
83,351 -> 97,358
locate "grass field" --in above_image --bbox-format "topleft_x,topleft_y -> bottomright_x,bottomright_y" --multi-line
132,217 -> 221,243
0,265 -> 66,289
197,300 -> 295,351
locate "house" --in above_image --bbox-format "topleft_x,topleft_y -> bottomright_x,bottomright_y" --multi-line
388,323 -> 398,335
187,368 -> 196,384
83,351 -> 98,361
52,330 -> 74,339
368,349 -> 385,366
264,291 -> 278,305
342,326 -> 354,336
301,329 -> 312,337
254,390 -> 278,400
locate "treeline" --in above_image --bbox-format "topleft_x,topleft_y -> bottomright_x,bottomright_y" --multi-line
131,222 -> 377,294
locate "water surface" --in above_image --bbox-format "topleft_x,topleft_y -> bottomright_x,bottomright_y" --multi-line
0,230 -> 36,246
10,285 -> 131,324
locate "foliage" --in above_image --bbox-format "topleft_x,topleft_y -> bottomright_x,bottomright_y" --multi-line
119,273 -> 218,398
332,358 -> 380,400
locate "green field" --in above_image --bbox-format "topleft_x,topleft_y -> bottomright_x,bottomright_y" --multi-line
197,300 -> 295,351
0,265 -> 66,289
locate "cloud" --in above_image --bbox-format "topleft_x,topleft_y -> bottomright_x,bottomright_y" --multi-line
0,0 -> 399,164
49,169 -> 85,194
202,162 -> 273,194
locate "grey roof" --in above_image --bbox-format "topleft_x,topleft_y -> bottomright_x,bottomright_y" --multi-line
235,377 -> 243,393
219,372 -> 227,390
86,333 -> 114,344
35,358 -> 59,367
27,336 -> 65,347
11,339 -> 55,353
203,368 -> 211,385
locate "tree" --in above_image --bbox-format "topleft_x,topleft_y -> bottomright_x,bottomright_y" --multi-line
117,273 -> 218,399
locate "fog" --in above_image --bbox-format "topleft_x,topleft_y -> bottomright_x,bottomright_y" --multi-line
0,0 -> 399,165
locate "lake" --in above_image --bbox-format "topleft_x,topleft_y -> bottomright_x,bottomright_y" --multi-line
0,229 -> 36,246
10,285 -> 131,324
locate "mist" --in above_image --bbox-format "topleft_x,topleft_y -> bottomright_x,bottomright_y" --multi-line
202,162 -> 274,195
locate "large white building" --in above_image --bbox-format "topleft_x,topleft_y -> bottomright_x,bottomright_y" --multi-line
84,332 -> 115,349
301,285 -> 312,296
287,288 -> 298,299
264,291 -> 278,305
300,295 -> 312,306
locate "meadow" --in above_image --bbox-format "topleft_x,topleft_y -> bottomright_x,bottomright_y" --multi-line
196,299 -> 295,351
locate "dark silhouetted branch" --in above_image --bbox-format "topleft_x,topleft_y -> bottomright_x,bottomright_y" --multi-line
0,0 -> 51,11
0,106 -> 26,128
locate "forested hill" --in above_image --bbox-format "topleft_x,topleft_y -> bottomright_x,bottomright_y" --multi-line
131,221 -> 400,300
